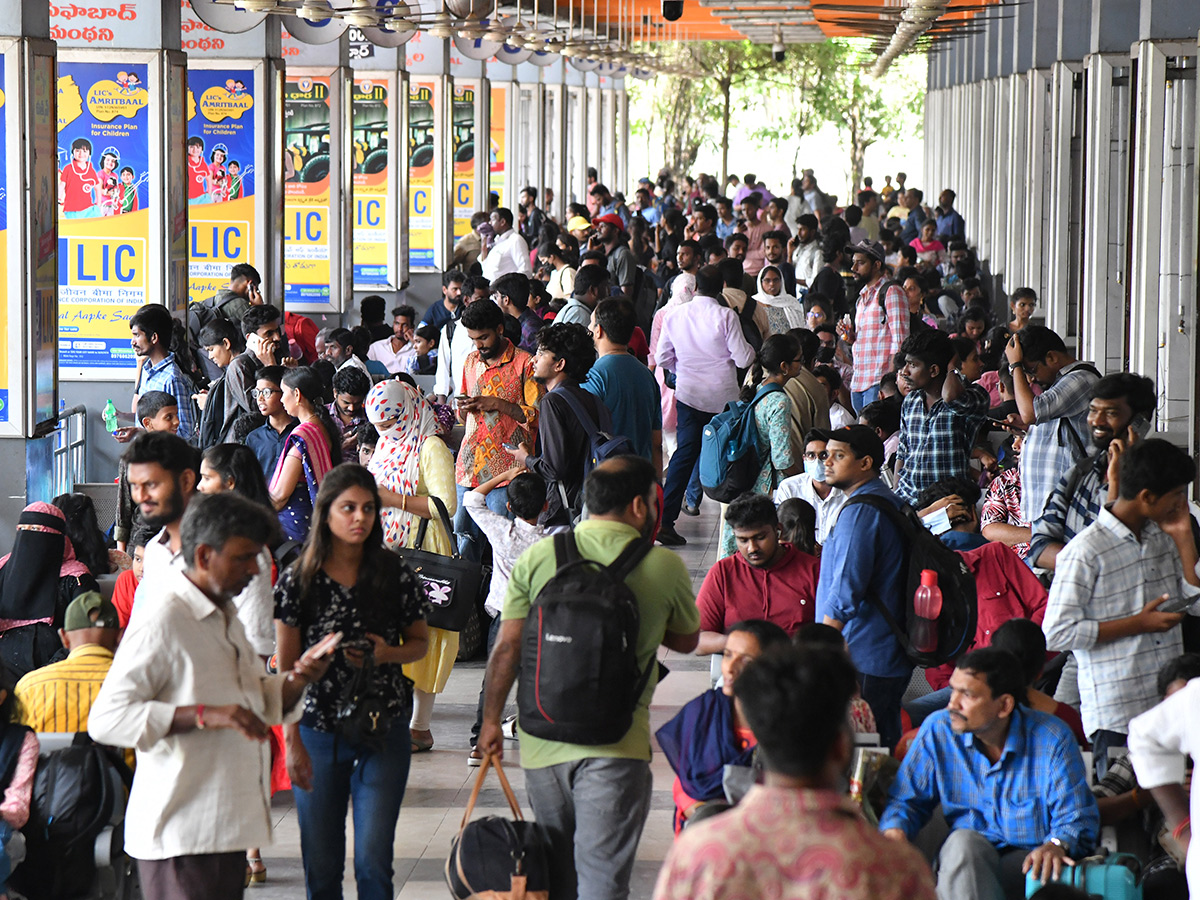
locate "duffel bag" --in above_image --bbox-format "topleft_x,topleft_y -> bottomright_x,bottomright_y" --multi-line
1025,850 -> 1142,899
446,753 -> 551,900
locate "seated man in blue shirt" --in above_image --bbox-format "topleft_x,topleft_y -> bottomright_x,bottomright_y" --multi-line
880,647 -> 1099,900
815,425 -> 910,750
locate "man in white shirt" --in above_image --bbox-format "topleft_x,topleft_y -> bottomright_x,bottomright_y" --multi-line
325,327 -> 372,377
655,264 -> 756,546
480,207 -> 532,281
774,428 -> 849,545
90,492 -> 333,899
433,277 -> 487,402
367,303 -> 418,374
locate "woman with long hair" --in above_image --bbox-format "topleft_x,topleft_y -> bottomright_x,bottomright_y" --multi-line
269,366 -> 342,542
717,334 -> 801,557
275,464 -> 429,900
51,492 -> 127,575
364,379 -> 459,753
545,236 -> 578,301
198,442 -> 280,887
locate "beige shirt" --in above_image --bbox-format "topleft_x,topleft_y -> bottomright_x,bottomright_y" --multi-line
89,567 -> 302,860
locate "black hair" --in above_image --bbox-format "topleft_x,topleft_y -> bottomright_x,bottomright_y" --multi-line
955,646 -> 1028,707
136,390 -> 178,424
571,264 -> 609,298
256,365 -> 285,389
391,304 -> 417,324
281,367 -> 343,465
331,366 -> 371,398
959,307 -> 988,326
989,618 -> 1046,686
843,206 -> 862,227
717,258 -> 744,290
442,268 -> 466,288
695,265 -> 725,298
746,333 -> 799,399
594,297 -> 636,346
51,493 -> 111,578
360,295 -> 386,323
460,297 -> 506,331
1011,286 -> 1037,305
694,203 -> 716,224
579,250 -> 608,266
535,323 -> 596,383
812,364 -> 842,393
794,621 -> 847,649
1156,653 -> 1200,698
128,523 -> 157,552
1016,324 -> 1067,362
414,324 -> 439,345
763,230 -> 788,245
724,492 -> 779,532
803,427 -> 834,447
311,360 -> 336,399
327,327 -> 355,351
901,328 -> 954,375
198,317 -> 243,351
521,185 -> 537,201
797,213 -> 818,230
777,498 -> 816,554
506,471 -> 547,521
724,233 -> 749,250
1091,373 -> 1156,418
858,399 -> 901,438
123,430 -> 201,479
463,275 -> 491,296
950,336 -> 979,366
584,455 -> 657,517
493,207 -> 515,227
492,273 -> 531,311
895,265 -> 921,285
916,476 -> 982,512
734,644 -> 858,778
727,619 -> 790,651
1118,438 -> 1195,501
129,303 -> 173,347
180,491 -> 279,568
826,425 -> 885,473
241,303 -> 282,336
788,327 -> 821,368
201,444 -> 272,509
356,420 -> 379,451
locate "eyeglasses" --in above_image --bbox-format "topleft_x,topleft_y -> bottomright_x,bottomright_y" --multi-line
804,451 -> 829,461
250,388 -> 282,399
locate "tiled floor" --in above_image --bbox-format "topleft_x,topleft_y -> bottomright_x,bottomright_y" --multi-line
253,498 -> 724,900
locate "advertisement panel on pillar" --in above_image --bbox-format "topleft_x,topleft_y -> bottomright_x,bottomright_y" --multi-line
452,83 -> 476,243
352,75 -> 391,287
283,74 -> 334,307
0,49 -> 9,424
489,85 -> 505,207
186,67 -> 257,305
56,61 -> 152,374
408,79 -> 436,269
30,49 -> 58,428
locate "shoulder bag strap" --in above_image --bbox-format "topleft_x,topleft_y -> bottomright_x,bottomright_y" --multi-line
611,537 -> 654,580
841,494 -> 916,654
458,753 -> 525,833
554,386 -> 599,438
426,496 -> 456,552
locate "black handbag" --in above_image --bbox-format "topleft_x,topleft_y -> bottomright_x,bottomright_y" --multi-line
393,496 -> 486,632
335,648 -> 391,752
446,754 -> 551,900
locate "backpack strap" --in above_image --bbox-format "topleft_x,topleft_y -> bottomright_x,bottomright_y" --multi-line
610,537 -> 654,580
553,386 -> 614,437
841,493 -> 916,655
553,531 -> 582,573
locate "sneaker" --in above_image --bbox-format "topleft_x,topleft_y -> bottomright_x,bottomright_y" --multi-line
467,747 -> 484,767
681,503 -> 700,517
657,526 -> 686,546
502,714 -> 520,741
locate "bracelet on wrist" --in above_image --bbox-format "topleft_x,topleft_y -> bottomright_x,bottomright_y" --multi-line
1173,817 -> 1191,841
195,704 -> 206,730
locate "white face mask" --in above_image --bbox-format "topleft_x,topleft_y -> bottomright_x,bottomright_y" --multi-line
373,416 -> 404,441
805,458 -> 826,483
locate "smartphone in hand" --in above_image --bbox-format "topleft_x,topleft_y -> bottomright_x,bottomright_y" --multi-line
304,631 -> 344,661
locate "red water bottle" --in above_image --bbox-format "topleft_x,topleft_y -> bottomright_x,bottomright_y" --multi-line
912,570 -> 942,654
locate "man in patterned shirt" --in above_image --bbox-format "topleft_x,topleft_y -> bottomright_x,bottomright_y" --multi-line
1043,439 -> 1200,776
655,644 -> 936,900
839,240 -> 909,412
894,329 -> 989,505
453,298 -> 542,561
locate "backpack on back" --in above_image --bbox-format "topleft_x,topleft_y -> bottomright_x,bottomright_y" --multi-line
187,292 -> 242,385
842,493 -> 978,668
517,533 -> 653,745
699,383 -> 783,503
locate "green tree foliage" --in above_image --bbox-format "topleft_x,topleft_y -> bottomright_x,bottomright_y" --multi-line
748,42 -> 843,179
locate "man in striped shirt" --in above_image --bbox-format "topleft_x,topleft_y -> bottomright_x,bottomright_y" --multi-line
14,591 -> 120,734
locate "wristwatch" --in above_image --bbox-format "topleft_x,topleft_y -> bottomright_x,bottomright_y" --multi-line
1047,837 -> 1068,853
1008,362 -> 1025,374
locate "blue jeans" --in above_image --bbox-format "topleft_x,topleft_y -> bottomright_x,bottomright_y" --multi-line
454,483 -> 511,563
851,385 -> 880,414
294,724 -> 412,900
858,671 -> 911,751
685,459 -> 702,509
663,402 -> 713,528
1091,729 -> 1127,781
904,686 -> 951,729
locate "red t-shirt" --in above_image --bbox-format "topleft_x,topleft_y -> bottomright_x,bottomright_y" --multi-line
61,162 -> 100,212
285,312 -> 320,365
695,544 -> 820,636
112,568 -> 139,629
188,156 -> 208,199
628,326 -> 650,365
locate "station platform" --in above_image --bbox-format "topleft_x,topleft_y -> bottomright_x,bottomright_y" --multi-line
253,498 -> 722,900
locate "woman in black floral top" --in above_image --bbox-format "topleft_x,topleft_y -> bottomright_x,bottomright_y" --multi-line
274,463 -> 429,900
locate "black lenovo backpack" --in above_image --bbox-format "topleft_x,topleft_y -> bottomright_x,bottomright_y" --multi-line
517,533 -> 653,745
842,493 -> 978,668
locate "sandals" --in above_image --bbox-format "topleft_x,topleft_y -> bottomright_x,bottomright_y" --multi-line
411,730 -> 435,753
245,857 -> 266,887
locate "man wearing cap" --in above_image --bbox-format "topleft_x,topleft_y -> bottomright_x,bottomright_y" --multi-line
14,591 -> 121,734
480,207 -> 533,281
839,239 -> 909,413
590,213 -> 637,297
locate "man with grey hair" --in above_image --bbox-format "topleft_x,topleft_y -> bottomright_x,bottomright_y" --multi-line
90,492 -> 337,900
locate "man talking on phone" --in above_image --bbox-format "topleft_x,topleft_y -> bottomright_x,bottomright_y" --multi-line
90,492 -> 337,899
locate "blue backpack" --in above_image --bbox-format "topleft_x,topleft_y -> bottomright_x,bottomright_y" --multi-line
699,383 -> 783,503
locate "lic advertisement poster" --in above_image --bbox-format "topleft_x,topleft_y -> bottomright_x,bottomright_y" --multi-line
408,79 -> 435,268
57,62 -> 151,371
0,53 -> 8,422
186,68 -> 255,305
351,75 -> 390,287
451,83 -> 475,243
489,85 -> 505,208
284,75 -> 333,306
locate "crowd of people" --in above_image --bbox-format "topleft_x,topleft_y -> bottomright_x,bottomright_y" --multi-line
0,166 -> 1194,900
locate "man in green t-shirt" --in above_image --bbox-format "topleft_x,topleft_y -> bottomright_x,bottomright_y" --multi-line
478,456 -> 700,900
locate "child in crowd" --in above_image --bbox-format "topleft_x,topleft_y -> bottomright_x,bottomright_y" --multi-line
357,421 -> 379,467
111,525 -> 154,629
244,366 -> 298,480
113,391 -> 179,552
409,324 -> 439,375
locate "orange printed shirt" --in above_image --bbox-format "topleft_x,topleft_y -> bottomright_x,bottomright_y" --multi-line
454,341 -> 542,487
